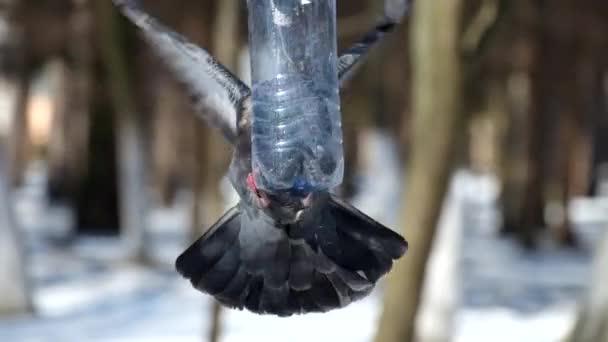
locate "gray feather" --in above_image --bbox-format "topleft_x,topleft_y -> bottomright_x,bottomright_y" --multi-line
335,266 -> 373,292
288,242 -> 314,291
338,0 -> 410,86
112,0 -> 250,143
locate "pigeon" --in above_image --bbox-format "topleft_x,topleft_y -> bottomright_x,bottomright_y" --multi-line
113,0 -> 409,316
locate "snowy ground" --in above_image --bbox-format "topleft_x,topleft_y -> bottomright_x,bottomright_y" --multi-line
452,171 -> 607,342
1,133 -> 607,342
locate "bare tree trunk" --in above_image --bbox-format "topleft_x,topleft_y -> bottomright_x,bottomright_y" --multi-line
373,0 -> 465,341
94,0 -> 149,261
0,4 -> 32,309
517,9 -> 555,248
2,0 -> 31,187
47,1 -> 92,205
495,0 -> 546,247
74,76 -> 120,235
537,0 -> 586,247
498,71 -> 530,237
0,143 -> 32,316
115,109 -> 148,260
494,0 -> 531,238
150,78 -> 183,206
382,22 -> 411,155
590,65 -> 608,195
145,1 -> 201,207
8,60 -> 32,188
469,82 -> 507,175
338,0 -> 381,198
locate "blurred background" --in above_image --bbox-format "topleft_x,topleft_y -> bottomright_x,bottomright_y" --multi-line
0,0 -> 606,341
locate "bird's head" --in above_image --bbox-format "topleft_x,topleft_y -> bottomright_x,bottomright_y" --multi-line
246,173 -> 314,224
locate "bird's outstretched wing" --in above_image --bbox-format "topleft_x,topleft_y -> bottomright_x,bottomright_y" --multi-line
113,0 -> 250,143
338,0 -> 410,86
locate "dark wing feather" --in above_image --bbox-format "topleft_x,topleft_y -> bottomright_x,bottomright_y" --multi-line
338,0 -> 410,86
329,194 -> 408,260
113,0 -> 250,143
175,206 -> 241,288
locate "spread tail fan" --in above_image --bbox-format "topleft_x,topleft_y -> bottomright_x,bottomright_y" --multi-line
176,196 -> 407,316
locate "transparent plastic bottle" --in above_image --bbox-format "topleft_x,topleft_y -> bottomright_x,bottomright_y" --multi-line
247,0 -> 344,194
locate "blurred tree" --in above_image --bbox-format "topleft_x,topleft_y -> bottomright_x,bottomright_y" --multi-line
6,0 -> 81,188
46,0 -> 93,206
381,18 -> 411,154
463,0 -> 509,175
93,0 -> 149,260
6,0 -> 123,239
495,0 -> 560,247
495,0 -> 536,241
590,69 -> 608,195
589,67 -> 608,195
373,0 -> 466,341
2,0 -> 32,188
8,60 -> 31,187
74,71 -> 120,235
336,0 -> 379,198
0,145 -> 32,316
146,0 -> 200,207
0,2 -> 33,315
497,0 -> 605,247
585,3 -> 608,196
527,0 -> 583,247
150,74 -> 187,206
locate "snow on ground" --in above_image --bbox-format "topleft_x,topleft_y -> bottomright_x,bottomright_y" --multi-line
1,131 -> 607,341
453,170 -> 605,342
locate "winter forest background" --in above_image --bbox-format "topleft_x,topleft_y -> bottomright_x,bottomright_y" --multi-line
0,0 -> 607,341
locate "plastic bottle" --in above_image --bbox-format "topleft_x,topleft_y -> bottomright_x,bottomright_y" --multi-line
247,0 -> 343,194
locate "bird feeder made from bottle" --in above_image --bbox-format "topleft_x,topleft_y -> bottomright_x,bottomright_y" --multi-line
247,0 -> 344,194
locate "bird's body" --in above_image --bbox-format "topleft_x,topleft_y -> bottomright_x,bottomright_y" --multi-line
113,0 -> 409,316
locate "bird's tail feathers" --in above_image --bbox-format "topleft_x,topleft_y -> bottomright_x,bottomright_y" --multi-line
175,197 -> 407,316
